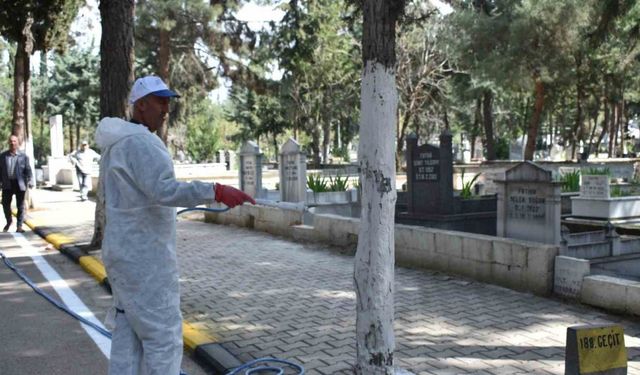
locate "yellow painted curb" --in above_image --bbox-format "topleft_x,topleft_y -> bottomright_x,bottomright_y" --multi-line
79,256 -> 108,283
24,217 -> 46,229
45,233 -> 75,249
183,321 -> 218,350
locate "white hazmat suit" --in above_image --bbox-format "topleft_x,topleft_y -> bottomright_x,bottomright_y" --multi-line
95,117 -> 216,375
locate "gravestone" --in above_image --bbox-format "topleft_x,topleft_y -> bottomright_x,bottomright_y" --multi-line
227,150 -> 236,170
50,114 -> 64,157
47,115 -> 68,184
279,138 -> 307,202
550,144 -> 565,161
509,135 -> 527,160
472,138 -> 484,160
581,174 -> 610,199
405,131 -> 454,215
238,141 -> 263,198
495,162 -> 562,244
565,324 -> 627,375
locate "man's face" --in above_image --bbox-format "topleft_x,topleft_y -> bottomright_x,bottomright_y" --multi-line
81,143 -> 88,151
138,95 -> 170,133
8,136 -> 19,152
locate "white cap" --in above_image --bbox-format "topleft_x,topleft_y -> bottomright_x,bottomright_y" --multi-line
129,76 -> 180,104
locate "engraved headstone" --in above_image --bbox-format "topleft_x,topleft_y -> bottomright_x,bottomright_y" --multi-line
279,138 -> 307,202
495,162 -> 562,244
565,324 -> 627,375
581,174 -> 610,199
239,141 -> 263,198
405,131 -> 454,215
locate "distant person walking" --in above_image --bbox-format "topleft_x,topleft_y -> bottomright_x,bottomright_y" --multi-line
69,140 -> 100,201
0,135 -> 33,232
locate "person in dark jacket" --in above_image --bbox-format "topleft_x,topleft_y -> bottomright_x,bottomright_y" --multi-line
0,135 -> 33,232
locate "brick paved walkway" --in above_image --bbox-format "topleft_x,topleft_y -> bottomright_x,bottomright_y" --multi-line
26,189 -> 640,374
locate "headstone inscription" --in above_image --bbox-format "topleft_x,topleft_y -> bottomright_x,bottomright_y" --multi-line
495,162 -> 562,244
581,174 -> 610,199
279,138 -> 307,202
239,141 -> 263,198
405,131 -> 454,215
565,324 -> 627,375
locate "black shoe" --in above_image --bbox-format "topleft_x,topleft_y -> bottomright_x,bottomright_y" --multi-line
2,224 -> 9,232
16,227 -> 25,233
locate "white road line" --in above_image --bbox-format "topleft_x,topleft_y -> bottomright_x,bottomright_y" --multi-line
11,233 -> 111,358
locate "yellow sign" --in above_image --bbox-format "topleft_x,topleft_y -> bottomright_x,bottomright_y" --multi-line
577,325 -> 627,373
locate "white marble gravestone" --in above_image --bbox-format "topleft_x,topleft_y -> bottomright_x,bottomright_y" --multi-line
509,135 -> 527,160
279,138 -> 306,202
496,162 -> 562,244
580,174 -> 610,199
47,115 -> 68,184
239,141 -> 263,198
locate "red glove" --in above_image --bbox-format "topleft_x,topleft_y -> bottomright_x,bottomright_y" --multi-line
215,184 -> 256,208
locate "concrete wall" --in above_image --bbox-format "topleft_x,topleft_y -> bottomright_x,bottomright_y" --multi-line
205,207 -> 559,296
581,275 -> 640,316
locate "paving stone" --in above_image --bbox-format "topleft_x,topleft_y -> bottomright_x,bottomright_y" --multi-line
24,188 -> 640,375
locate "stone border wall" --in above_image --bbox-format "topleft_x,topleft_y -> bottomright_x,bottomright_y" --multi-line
205,206 -> 559,296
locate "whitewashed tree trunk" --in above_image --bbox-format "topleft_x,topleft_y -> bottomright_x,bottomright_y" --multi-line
354,1 -> 404,374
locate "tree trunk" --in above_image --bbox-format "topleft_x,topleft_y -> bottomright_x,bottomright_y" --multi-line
585,96 -> 601,159
12,43 -> 27,142
355,1 -> 404,374
608,101 -> 615,157
99,0 -> 135,119
273,133 -> 278,162
157,27 -> 171,144
76,122 -> 81,149
311,122 -> 321,167
594,100 -> 609,155
395,111 -> 411,170
68,124 -> 75,153
13,16 -> 35,209
482,90 -> 496,160
322,121 -> 330,164
93,0 -> 135,249
571,53 -> 583,159
524,77 -> 545,161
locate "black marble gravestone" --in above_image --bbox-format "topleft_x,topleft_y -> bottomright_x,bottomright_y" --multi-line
406,131 -> 454,215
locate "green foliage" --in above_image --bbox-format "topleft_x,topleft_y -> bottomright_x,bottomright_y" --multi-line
185,98 -> 223,163
560,170 -> 581,192
610,186 -> 634,197
307,174 -> 328,193
0,0 -> 83,52
495,138 -> 509,160
328,174 -> 349,192
44,48 -> 100,152
460,171 -> 481,199
261,0 -> 361,165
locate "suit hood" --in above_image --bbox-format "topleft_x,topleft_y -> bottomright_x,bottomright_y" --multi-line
95,117 -> 150,150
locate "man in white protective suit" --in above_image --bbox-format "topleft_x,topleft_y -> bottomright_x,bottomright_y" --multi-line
95,75 -> 255,375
